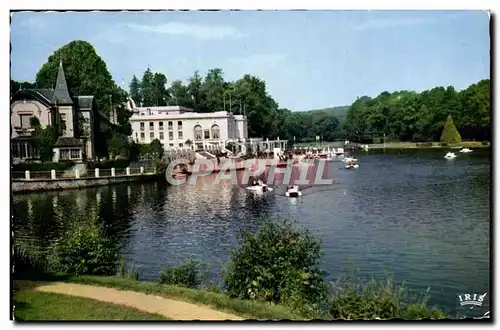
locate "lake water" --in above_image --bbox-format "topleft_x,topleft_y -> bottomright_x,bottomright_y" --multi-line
12,148 -> 491,316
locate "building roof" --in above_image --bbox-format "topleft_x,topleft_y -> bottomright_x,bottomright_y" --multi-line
53,137 -> 83,147
74,96 -> 94,110
52,59 -> 73,105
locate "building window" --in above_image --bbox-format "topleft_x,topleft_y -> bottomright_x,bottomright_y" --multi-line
211,124 -> 220,139
20,114 -> 31,128
159,132 -> 164,140
70,149 -> 80,159
179,143 -> 184,148
177,121 -> 183,130
178,131 -> 183,139
140,132 -> 145,140
204,130 -> 210,139
150,132 -> 155,139
135,132 -> 138,140
194,125 -> 202,140
159,122 -> 164,130
149,122 -> 154,130
169,143 -> 174,147
60,114 -> 67,136
140,122 -> 145,131
60,149 -> 70,160
169,131 -> 174,140
168,121 -> 173,130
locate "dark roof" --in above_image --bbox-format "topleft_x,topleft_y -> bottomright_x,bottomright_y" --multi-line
53,137 -> 83,147
74,96 -> 94,110
37,89 -> 55,102
53,60 -> 73,105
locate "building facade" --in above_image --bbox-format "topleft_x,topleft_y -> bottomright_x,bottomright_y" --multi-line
128,100 -> 249,151
11,60 -> 117,163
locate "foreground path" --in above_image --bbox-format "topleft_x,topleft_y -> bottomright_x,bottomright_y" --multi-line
34,282 -> 244,321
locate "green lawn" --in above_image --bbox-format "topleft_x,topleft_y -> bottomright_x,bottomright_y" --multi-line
13,289 -> 168,321
14,275 -> 304,320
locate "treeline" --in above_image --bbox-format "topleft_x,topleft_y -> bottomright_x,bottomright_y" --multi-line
130,68 -> 344,141
11,40 -> 490,150
342,79 -> 491,143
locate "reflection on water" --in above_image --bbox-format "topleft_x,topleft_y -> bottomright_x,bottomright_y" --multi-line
12,149 -> 491,315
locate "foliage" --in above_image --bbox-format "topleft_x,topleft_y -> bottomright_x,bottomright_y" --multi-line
343,80 -> 490,143
27,118 -> 57,161
35,41 -> 127,119
49,208 -> 119,276
12,161 -> 75,172
10,79 -> 36,98
440,115 -> 462,144
328,267 -> 447,320
129,75 -> 142,106
117,258 -> 140,281
107,134 -> 130,159
149,138 -> 164,159
224,218 -> 328,313
159,259 -> 201,288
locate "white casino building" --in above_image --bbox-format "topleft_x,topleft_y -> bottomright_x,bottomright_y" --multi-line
126,97 -> 248,151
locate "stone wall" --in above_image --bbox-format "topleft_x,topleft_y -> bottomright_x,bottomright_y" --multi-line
12,174 -> 156,194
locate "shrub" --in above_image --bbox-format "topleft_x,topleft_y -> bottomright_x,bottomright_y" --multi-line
49,209 -> 119,276
481,141 -> 489,146
416,142 -> 433,147
12,161 -> 75,172
440,115 -> 462,144
328,268 -> 447,320
117,258 -> 140,281
440,142 -> 448,147
159,259 -> 200,288
224,218 -> 328,313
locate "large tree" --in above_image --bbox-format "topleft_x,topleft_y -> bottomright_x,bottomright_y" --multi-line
35,40 -> 126,120
129,75 -> 141,106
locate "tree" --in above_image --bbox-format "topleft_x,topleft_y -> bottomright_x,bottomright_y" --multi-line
168,80 -> 192,107
107,134 -> 130,159
11,80 -> 36,98
129,75 -> 141,106
139,68 -> 155,107
149,139 -> 164,159
153,72 -> 169,106
30,117 -> 56,162
440,114 -> 462,144
224,218 -> 327,312
35,41 -> 126,121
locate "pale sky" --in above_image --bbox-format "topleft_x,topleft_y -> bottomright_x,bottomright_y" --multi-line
10,10 -> 490,110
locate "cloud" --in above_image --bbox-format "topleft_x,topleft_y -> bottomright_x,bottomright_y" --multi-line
122,21 -> 244,39
351,17 -> 434,31
350,12 -> 463,31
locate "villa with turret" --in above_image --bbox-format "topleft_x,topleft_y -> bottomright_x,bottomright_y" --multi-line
10,60 -> 119,163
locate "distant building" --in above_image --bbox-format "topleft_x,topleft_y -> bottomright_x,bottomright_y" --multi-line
127,98 -> 248,151
10,60 -> 119,162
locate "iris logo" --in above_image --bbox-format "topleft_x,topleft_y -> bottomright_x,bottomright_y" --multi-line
457,293 -> 487,307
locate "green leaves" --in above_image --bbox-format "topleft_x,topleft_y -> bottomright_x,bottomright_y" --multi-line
224,218 -> 327,314
343,79 -> 490,143
440,114 -> 462,144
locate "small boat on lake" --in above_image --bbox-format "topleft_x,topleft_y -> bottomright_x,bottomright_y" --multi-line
285,185 -> 302,197
343,156 -> 358,162
459,148 -> 473,153
246,180 -> 273,193
444,152 -> 457,159
345,163 -> 359,169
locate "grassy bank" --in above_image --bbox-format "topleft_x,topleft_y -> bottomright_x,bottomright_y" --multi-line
14,281 -> 168,321
13,217 -> 448,320
364,141 -> 490,149
294,140 -> 489,149
13,275 -> 303,320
